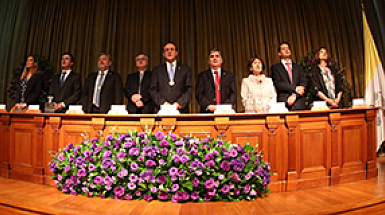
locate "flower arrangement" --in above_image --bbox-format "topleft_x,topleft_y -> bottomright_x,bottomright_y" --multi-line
8,55 -> 55,104
49,130 -> 272,202
299,49 -> 350,104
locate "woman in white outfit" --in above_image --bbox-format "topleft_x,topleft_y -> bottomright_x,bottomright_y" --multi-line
241,55 -> 276,113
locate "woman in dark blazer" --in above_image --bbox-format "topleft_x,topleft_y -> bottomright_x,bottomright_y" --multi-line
14,55 -> 44,110
311,47 -> 343,109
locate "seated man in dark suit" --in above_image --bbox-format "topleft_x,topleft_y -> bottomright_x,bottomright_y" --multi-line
150,42 -> 193,113
271,42 -> 307,110
48,52 -> 82,113
124,54 -> 154,114
195,48 -> 237,113
81,53 -> 123,114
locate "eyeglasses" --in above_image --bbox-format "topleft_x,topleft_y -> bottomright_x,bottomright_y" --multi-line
136,58 -> 148,61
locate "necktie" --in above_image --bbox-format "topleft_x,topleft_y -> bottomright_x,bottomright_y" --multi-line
169,63 -> 175,81
286,62 -> 293,83
95,73 -> 105,107
214,71 -> 221,105
60,71 -> 66,87
138,72 -> 144,94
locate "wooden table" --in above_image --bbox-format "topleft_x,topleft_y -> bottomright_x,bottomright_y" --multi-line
0,108 -> 378,192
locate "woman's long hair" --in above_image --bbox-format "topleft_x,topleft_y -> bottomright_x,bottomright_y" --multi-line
20,55 -> 39,80
312,47 -> 332,67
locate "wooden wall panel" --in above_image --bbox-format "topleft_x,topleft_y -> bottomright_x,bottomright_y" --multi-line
0,115 -> 10,178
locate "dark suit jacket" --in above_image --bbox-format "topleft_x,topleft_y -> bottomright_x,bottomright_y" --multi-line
48,71 -> 82,112
150,62 -> 193,113
195,69 -> 237,113
124,70 -> 155,114
311,65 -> 344,108
15,73 -> 44,105
271,62 -> 307,110
81,70 -> 123,113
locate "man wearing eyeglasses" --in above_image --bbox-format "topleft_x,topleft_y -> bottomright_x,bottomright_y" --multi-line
124,54 -> 154,114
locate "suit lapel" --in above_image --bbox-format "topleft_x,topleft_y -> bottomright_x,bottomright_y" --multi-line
207,70 -> 215,89
279,63 -> 292,83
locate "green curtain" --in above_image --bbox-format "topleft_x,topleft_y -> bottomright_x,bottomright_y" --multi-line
0,0 -> 366,112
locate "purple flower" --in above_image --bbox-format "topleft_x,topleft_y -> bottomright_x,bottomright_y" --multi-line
64,165 -> 71,172
173,155 -> 180,163
204,153 -> 214,161
175,140 -> 184,146
58,154 -> 66,161
231,172 -> 240,181
220,160 -> 230,172
180,155 -> 190,164
138,156 -> 144,162
204,193 -> 212,201
169,167 -> 178,176
155,132 -> 165,140
129,148 -> 139,156
223,152 -> 230,158
161,148 -> 168,156
91,137 -> 98,143
244,184 -> 251,194
157,175 -> 167,184
230,159 -> 245,172
192,177 -> 199,187
129,174 -> 138,182
131,162 -> 139,171
94,147 -> 101,154
218,174 -> 224,180
250,190 -> 257,196
217,140 -> 223,145
70,191 -> 77,196
103,150 -> 112,158
205,178 -> 215,189
136,190 -> 141,196
191,192 -> 199,200
177,169 -> 185,178
195,169 -> 203,176
88,164 -> 96,172
145,160 -> 157,167
140,169 -> 155,182
77,168 -> 86,177
101,157 -> 114,170
125,194 -> 133,200
221,185 -> 230,194
159,140 -> 169,147
241,153 -> 250,163
171,176 -> 178,181
58,175 -> 62,181
127,182 -> 136,190
94,176 -> 103,184
234,189 -> 240,195
159,159 -> 165,165
138,132 -> 146,138
118,168 -> 128,178
83,149 -> 91,157
170,133 -> 178,141
124,142 -> 132,148
113,186 -> 125,197
230,150 -> 238,157
158,192 -> 169,200
171,184 -> 179,191
117,152 -> 126,161
104,176 -> 114,186
171,194 -> 178,203
205,160 -> 215,168
150,187 -> 158,193
104,141 -> 110,147
144,194 -> 152,201
105,135 -> 113,141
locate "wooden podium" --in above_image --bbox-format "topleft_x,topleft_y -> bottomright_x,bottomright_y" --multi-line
0,108 -> 378,192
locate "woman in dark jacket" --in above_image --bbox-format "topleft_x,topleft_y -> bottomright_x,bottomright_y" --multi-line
14,55 -> 44,110
311,47 -> 343,109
